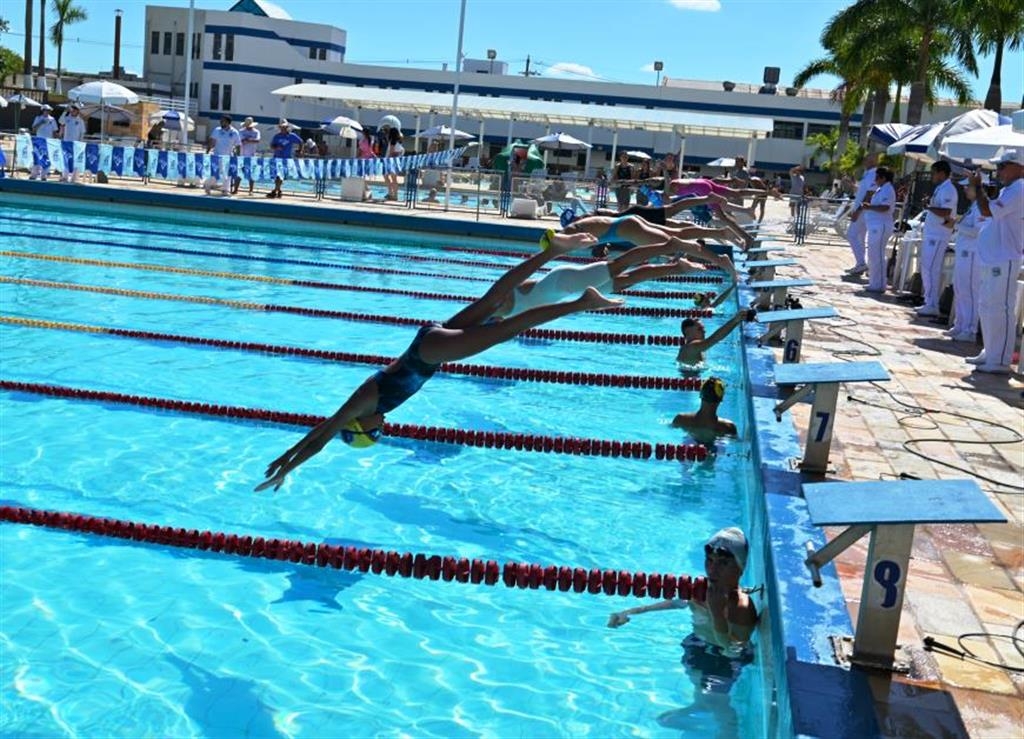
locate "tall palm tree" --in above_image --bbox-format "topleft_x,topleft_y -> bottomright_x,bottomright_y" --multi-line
49,0 -> 87,86
793,56 -> 865,165
962,0 -> 1024,111
826,0 -> 978,125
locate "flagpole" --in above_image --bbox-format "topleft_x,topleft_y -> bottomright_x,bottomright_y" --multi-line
444,0 -> 467,212
182,0 -> 195,148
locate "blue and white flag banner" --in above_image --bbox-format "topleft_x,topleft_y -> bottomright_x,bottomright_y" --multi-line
15,135 -> 466,182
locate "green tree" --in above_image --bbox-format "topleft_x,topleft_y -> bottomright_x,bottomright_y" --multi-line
961,0 -> 1024,111
793,52 -> 865,169
0,17 -> 10,33
0,47 -> 23,85
806,128 -> 841,176
49,0 -> 87,82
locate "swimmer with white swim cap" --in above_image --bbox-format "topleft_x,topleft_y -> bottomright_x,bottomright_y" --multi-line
671,377 -> 738,443
256,232 -> 622,491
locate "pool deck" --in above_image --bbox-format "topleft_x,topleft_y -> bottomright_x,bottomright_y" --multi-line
1,178 -> 1021,738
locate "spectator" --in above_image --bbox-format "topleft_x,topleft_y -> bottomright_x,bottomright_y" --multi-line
266,119 -> 302,199
383,127 -> 405,200
859,166 -> 896,293
944,178 -> 986,342
302,137 -> 319,157
147,119 -> 166,149
58,103 -> 86,183
613,152 -> 634,210
205,115 -> 241,196
357,129 -> 376,159
233,116 -> 261,195
916,161 -> 959,317
30,104 -> 58,180
788,165 -> 805,218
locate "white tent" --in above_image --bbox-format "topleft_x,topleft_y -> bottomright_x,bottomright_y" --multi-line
940,125 -> 1024,164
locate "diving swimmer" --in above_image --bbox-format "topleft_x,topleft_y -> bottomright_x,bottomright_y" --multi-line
255,232 -> 622,491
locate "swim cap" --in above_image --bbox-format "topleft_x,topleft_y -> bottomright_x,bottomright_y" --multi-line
339,419 -> 381,448
705,527 -> 748,572
700,377 -> 725,404
539,228 -> 556,251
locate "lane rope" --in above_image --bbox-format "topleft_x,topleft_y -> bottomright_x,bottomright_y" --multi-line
0,277 -> 686,346
0,251 -> 714,319
0,212 -> 723,285
0,505 -> 709,601
0,316 -> 704,391
0,380 -> 711,462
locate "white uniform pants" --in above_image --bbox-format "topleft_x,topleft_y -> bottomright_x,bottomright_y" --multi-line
950,248 -> 980,336
919,235 -> 948,311
846,216 -> 866,268
978,258 -> 1022,368
866,222 -> 892,291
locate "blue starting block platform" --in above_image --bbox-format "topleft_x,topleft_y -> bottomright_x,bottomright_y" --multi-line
748,278 -> 812,309
802,479 -> 1004,671
773,361 -> 890,473
745,258 -> 799,282
756,307 -> 839,363
743,245 -> 787,257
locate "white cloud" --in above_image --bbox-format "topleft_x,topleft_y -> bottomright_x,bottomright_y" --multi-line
668,0 -> 722,11
546,62 -> 602,80
639,63 -> 657,73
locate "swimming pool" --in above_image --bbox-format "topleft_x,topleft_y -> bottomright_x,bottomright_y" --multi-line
0,199 -> 772,737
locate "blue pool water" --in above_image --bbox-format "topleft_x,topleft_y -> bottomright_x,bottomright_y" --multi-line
0,200 -> 769,737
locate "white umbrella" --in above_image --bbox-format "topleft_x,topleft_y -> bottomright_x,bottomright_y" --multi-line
378,114 -> 401,129
420,124 -> 474,140
80,104 -> 134,126
888,110 -> 1009,162
150,110 -> 195,132
531,132 -> 591,150
940,125 -> 1024,164
0,95 -> 7,109
886,122 -> 943,159
868,123 -> 915,146
320,115 -> 363,137
6,93 -> 41,106
68,81 -> 139,142
625,150 -> 652,160
706,156 -> 736,168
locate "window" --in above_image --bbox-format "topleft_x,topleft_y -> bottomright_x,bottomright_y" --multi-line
294,77 -> 303,85
309,46 -> 316,59
318,47 -> 326,61
212,33 -> 222,60
221,84 -> 232,111
150,31 -> 160,55
189,81 -> 199,99
210,83 -> 220,110
225,34 -> 234,61
771,120 -> 804,140
163,32 -> 172,55
175,32 -> 185,56
192,32 -> 202,59
806,123 -> 834,138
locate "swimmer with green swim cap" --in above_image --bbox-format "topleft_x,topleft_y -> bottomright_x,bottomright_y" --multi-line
671,376 -> 738,442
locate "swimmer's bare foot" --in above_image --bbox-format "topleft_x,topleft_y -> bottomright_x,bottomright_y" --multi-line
579,286 -> 625,311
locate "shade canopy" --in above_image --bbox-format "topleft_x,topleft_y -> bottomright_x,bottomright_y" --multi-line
532,132 -> 591,150
6,94 -> 41,106
940,124 -> 1024,163
706,156 -> 736,168
149,110 -> 195,131
67,80 -> 140,106
420,124 -> 474,140
320,114 -> 363,137
625,150 -> 651,160
868,123 -> 915,146
887,110 -> 1010,162
272,83 -> 773,139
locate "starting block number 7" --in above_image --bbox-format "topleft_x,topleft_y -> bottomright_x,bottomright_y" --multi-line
813,411 -> 831,442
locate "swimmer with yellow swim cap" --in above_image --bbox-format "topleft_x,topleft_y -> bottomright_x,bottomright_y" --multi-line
671,377 -> 737,442
255,230 -> 622,492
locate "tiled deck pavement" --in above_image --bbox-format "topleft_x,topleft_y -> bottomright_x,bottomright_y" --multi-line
754,203 -> 1022,739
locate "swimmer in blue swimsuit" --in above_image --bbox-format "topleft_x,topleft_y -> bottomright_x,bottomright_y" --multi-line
255,232 -> 624,491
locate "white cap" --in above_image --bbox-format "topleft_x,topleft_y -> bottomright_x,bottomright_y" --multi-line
40,104 -> 52,111
705,527 -> 748,571
243,116 -> 254,125
278,118 -> 290,127
989,149 -> 1023,166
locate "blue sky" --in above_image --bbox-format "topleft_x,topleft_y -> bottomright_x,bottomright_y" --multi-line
3,0 -> 1022,104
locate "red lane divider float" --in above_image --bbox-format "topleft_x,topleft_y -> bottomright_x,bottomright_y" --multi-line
0,381 -> 711,462
1,277 -> 687,345
0,505 -> 709,600
0,318 -> 703,391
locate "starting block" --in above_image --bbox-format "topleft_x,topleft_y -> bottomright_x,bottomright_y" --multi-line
748,278 -> 813,310
756,306 -> 839,363
802,479 -> 1005,671
773,361 -> 890,473
745,258 -> 799,282
743,245 -> 787,258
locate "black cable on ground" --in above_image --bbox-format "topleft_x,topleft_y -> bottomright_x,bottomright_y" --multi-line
923,621 -> 1024,673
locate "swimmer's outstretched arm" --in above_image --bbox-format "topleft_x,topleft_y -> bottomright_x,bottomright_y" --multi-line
668,239 -> 736,278
255,381 -> 377,492
607,599 -> 686,627
710,283 -> 737,309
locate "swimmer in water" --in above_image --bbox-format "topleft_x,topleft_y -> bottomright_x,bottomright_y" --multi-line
671,377 -> 738,443
676,305 -> 756,366
255,232 -> 622,491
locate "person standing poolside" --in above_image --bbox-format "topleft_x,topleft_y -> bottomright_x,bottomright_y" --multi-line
234,116 -> 261,195
255,232 -> 622,491
30,104 -> 58,180
613,152 -> 635,210
967,151 -> 1024,374
266,119 -> 303,199
205,115 -> 241,196
916,161 -> 959,317
788,165 -> 806,219
845,152 -> 879,276
357,129 -> 376,159
859,166 -> 896,294
676,302 -> 756,366
943,179 -> 987,343
58,103 -> 86,183
671,377 -> 738,443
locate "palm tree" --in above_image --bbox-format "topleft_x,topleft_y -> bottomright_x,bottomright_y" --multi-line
793,46 -> 868,168
826,0 -> 977,125
49,0 -> 87,86
963,0 -> 1024,111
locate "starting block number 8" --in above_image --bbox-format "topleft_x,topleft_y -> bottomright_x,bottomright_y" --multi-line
872,560 -> 903,609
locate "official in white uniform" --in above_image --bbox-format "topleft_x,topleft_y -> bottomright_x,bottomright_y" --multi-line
58,103 -> 86,183
943,180 -> 986,342
967,150 -> 1024,374
205,115 -> 241,196
916,161 -> 959,317
860,166 -> 896,293
845,152 -> 878,275
29,104 -> 59,180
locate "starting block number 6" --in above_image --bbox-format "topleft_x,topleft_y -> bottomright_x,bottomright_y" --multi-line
872,560 -> 903,608
784,338 -> 800,362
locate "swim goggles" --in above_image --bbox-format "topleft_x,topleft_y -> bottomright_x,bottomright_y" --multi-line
704,545 -> 735,561
340,426 -> 383,444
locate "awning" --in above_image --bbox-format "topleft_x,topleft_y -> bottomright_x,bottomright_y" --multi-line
272,83 -> 773,139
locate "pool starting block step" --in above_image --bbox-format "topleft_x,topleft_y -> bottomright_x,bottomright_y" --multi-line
755,307 -> 839,363
748,278 -> 812,309
744,245 -> 787,257
744,258 -> 799,284
773,361 -> 890,473
802,479 -> 1004,671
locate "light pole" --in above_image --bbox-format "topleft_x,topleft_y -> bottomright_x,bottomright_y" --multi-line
487,48 -> 496,75
444,0 -> 467,212
113,9 -> 124,79
653,61 -> 663,87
